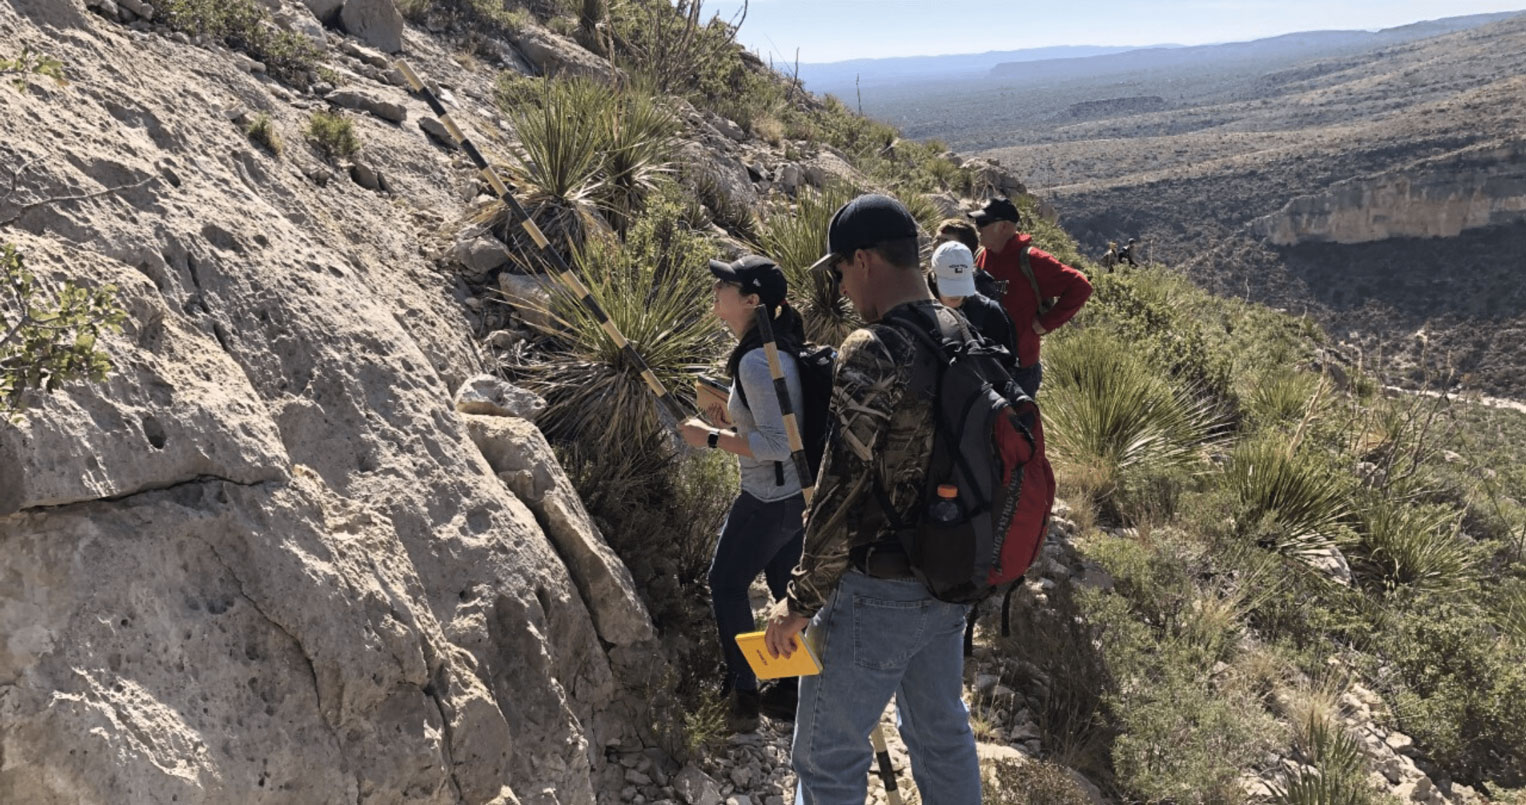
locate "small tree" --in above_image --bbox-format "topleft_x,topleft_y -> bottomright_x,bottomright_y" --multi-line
1,243 -> 127,418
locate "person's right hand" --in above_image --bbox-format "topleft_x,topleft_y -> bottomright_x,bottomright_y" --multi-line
705,403 -> 729,426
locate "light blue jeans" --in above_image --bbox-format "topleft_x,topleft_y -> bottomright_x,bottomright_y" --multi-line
792,571 -> 980,805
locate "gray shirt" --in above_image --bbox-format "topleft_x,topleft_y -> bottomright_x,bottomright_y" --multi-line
728,348 -> 806,501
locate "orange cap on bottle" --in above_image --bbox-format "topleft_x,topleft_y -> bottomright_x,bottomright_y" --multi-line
937,484 -> 958,499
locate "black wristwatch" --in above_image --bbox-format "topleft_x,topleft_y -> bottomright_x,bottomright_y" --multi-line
707,430 -> 720,449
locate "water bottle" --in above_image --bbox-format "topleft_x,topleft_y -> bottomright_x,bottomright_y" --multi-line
928,484 -> 961,524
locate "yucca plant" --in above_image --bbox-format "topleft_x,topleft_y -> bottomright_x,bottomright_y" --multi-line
1041,328 -> 1227,515
750,183 -> 861,346
513,186 -> 725,464
1351,496 -> 1476,594
600,90 -> 679,231
900,191 -> 944,235
1244,366 -> 1323,427
507,77 -> 612,248
1225,433 -> 1355,557
1271,715 -> 1379,805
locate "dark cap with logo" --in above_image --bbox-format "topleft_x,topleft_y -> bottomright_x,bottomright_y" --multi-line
967,196 -> 1022,228
808,193 -> 920,274
708,254 -> 787,307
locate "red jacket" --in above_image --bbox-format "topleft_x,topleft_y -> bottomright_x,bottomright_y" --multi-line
976,234 -> 1093,367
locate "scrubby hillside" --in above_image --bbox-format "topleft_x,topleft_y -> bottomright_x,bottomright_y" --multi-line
2,1 -> 1524,804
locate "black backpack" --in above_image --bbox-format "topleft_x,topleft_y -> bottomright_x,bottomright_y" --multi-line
737,344 -> 837,488
874,305 -> 1055,605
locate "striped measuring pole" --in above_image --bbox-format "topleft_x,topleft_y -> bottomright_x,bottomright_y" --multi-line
395,60 -> 687,428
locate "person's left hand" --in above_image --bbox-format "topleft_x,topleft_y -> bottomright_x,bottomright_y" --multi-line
679,417 -> 714,448
1031,319 -> 1049,336
763,598 -> 811,659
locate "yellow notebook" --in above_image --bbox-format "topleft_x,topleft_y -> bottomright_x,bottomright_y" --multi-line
735,630 -> 823,679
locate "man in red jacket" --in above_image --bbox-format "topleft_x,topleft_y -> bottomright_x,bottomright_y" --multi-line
969,197 -> 1093,397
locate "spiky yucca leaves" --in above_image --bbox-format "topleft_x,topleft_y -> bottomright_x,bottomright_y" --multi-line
514,188 -> 725,466
750,183 -> 860,346
1042,328 -> 1227,516
601,90 -> 679,231
1244,366 -> 1323,427
507,77 -> 611,247
1351,495 -> 1477,594
1225,433 -> 1353,557
1271,715 -> 1378,805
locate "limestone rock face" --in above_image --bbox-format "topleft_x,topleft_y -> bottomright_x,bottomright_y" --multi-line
339,0 -> 405,54
510,25 -> 622,83
1252,139 -> 1526,245
0,3 -> 652,802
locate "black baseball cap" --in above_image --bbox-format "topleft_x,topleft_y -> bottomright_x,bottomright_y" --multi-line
808,193 -> 920,275
967,196 -> 1021,228
708,254 -> 787,306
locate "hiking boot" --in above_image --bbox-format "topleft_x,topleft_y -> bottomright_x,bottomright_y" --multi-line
728,688 -> 760,733
759,678 -> 798,722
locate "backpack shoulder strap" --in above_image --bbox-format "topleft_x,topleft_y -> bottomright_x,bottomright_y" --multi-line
1017,246 -> 1054,316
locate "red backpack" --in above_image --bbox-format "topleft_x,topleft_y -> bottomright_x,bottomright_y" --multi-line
875,305 -> 1056,604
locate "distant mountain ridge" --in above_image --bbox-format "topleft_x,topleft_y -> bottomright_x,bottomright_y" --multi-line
795,44 -> 1174,96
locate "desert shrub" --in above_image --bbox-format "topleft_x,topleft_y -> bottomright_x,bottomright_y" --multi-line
1042,328 -> 1226,522
1,243 -> 127,417
159,0 -> 322,84
1244,366 -> 1323,427
1379,598 -> 1526,787
305,110 -> 359,160
1095,591 -> 1283,803
600,90 -> 680,228
245,112 -> 282,155
981,759 -> 1092,805
1079,269 -> 1234,404
397,0 -> 530,35
514,186 -> 724,462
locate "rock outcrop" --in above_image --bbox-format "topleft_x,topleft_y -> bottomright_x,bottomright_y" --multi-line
0,2 -> 654,802
1252,139 -> 1526,245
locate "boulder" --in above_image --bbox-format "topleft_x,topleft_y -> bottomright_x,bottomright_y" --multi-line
498,271 -> 559,331
454,232 -> 513,278
464,414 -> 657,647
1301,545 -> 1353,586
511,25 -> 622,83
673,764 -> 724,805
326,87 -> 407,123
339,0 -> 405,54
802,148 -> 865,190
453,374 -> 546,419
419,116 -> 458,149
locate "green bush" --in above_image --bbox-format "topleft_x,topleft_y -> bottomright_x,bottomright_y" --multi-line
159,0 -> 322,84
1042,328 -> 1226,522
1244,366 -> 1323,428
513,185 -> 724,462
245,112 -> 282,156
397,0 -> 530,35
1,243 -> 127,417
1380,599 -> 1526,787
1078,269 -> 1234,403
305,110 -> 359,160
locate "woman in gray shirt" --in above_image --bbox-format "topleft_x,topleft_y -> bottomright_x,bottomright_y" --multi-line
680,255 -> 807,732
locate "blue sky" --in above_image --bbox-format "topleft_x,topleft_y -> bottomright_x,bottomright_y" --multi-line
702,0 -> 1526,63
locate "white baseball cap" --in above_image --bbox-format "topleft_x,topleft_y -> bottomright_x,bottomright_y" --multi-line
931,241 -> 977,298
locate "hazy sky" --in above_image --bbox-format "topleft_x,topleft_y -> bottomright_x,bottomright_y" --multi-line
701,0 -> 1526,63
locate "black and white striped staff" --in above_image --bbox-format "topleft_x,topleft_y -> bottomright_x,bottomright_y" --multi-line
754,304 -> 903,805
396,60 -> 688,427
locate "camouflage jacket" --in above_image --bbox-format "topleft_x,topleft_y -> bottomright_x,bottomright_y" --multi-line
785,300 -> 940,617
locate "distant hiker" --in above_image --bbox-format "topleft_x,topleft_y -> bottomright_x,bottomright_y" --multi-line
1102,241 -> 1120,272
766,194 -> 982,803
679,255 -> 808,733
936,217 -> 1005,300
969,196 -> 1093,397
1117,237 -> 1139,267
928,241 -> 1019,370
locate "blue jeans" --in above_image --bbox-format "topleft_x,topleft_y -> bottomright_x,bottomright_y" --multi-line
710,491 -> 806,693
792,571 -> 980,805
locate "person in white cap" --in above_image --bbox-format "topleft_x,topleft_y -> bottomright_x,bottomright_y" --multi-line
929,241 -> 1019,371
